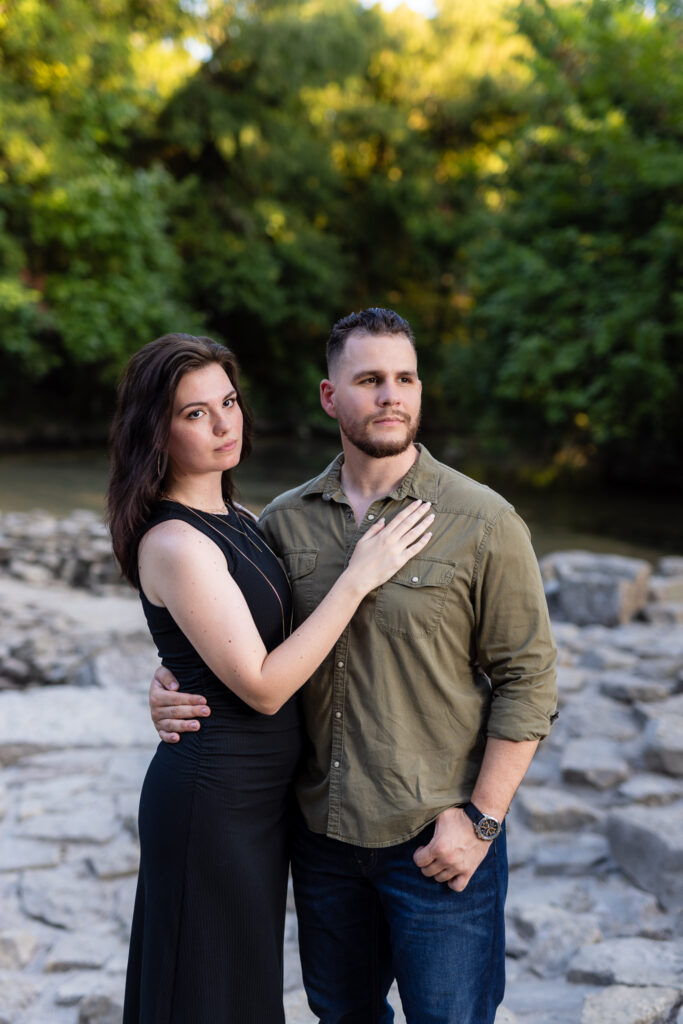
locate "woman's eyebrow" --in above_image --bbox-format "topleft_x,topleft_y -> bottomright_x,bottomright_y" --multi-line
177,391 -> 236,413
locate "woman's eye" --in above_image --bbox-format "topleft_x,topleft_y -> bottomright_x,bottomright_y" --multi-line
224,398 -> 234,408
187,409 -> 203,419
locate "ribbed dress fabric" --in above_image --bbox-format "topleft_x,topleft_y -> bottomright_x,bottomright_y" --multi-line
123,501 -> 301,1023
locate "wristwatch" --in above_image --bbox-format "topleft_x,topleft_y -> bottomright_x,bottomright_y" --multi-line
463,802 -> 502,841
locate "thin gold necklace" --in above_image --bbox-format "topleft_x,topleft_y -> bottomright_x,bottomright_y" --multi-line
162,494 -> 263,552
221,505 -> 264,553
163,497 -> 291,642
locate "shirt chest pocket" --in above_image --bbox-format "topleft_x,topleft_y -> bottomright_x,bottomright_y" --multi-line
282,549 -> 319,619
375,557 -> 456,639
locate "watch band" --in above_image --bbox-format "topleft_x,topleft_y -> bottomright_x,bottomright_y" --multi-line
463,801 -> 502,841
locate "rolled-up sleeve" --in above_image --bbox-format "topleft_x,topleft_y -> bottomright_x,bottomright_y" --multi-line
473,508 -> 558,741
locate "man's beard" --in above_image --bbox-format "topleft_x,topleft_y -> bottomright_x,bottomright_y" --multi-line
339,412 -> 421,459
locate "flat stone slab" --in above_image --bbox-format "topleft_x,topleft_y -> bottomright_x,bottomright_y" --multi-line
658,558 -> 683,577
617,774 -> 682,806
568,937 -> 683,987
642,717 -> 683,777
606,804 -> 683,910
578,648 -> 638,671
0,971 -> 43,1022
89,642 -> 161,694
515,787 -> 601,832
555,696 -> 639,743
18,800 -> 118,845
508,904 -> 602,978
541,551 -> 652,626
0,928 -> 40,970
46,928 -> 124,973
561,739 -> 630,790
649,575 -> 683,603
637,693 -> 683,723
0,577 -> 144,636
581,984 -> 682,1024
503,972 -> 593,1024
0,836 -> 63,872
78,992 -> 125,1024
642,602 -> 683,625
87,838 -> 140,880
20,865 -> 116,931
534,834 -> 611,876
18,776 -> 101,820
599,671 -> 676,703
54,969 -> 125,1008
0,686 -> 157,765
556,666 -> 588,702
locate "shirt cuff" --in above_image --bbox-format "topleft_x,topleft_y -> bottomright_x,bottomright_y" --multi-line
486,693 -> 558,742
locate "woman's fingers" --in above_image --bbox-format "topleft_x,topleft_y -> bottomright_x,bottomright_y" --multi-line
382,499 -> 432,536
405,530 -> 433,554
401,512 -> 435,546
361,517 -> 386,539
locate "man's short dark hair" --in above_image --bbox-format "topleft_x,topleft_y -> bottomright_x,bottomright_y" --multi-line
326,308 -> 416,373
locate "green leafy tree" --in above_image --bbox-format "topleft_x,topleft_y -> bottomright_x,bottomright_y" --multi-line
452,0 -> 683,468
0,0 -> 204,411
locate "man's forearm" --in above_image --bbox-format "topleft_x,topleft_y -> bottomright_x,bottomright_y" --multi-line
470,737 -> 539,822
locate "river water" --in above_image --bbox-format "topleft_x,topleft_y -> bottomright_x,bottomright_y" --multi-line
0,440 -> 680,561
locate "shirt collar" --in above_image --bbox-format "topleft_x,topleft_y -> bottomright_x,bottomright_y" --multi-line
301,444 -> 441,506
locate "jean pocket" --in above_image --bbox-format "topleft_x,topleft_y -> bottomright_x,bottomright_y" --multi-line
375,556 -> 456,639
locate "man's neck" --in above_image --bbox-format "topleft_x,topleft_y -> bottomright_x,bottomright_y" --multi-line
340,443 -> 419,524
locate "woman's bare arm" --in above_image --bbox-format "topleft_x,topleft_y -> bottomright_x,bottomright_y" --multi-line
140,500 -> 432,715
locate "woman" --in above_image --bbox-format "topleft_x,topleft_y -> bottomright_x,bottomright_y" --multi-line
107,333 -> 433,1023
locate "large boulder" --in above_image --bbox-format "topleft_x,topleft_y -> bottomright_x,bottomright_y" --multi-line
540,551 -> 652,626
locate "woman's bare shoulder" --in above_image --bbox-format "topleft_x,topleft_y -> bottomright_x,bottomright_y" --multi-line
139,518 -> 219,564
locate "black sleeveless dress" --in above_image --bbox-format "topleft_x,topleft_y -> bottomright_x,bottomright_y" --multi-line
123,500 -> 302,1023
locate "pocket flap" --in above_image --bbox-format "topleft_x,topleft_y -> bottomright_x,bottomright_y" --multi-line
283,549 -> 318,580
390,557 -> 456,589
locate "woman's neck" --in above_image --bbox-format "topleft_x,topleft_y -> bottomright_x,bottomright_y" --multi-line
163,473 -> 227,513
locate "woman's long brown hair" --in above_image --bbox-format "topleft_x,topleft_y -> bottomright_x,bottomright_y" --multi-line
106,333 -> 253,585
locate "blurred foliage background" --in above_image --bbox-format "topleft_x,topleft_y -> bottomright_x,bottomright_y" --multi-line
1,0 -> 681,484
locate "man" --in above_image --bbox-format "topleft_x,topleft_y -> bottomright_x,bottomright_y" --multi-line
150,308 -> 557,1024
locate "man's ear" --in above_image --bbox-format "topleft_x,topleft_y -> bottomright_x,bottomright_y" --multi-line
320,379 -> 337,420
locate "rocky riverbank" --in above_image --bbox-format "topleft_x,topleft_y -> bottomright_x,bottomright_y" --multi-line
1,511 -> 682,1024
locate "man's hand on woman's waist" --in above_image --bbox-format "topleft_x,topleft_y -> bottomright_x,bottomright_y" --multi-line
149,665 -> 211,743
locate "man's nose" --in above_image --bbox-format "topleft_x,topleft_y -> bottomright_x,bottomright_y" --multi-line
378,385 -> 400,406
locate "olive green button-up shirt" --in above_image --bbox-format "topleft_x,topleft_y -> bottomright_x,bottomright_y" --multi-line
259,446 -> 557,848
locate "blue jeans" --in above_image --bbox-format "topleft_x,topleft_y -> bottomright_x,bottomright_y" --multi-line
291,814 -> 507,1024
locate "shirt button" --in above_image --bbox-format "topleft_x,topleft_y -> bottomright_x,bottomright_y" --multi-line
333,761 -> 340,768
411,576 -> 419,583
335,711 -> 342,719
367,514 -> 375,521
337,660 -> 344,668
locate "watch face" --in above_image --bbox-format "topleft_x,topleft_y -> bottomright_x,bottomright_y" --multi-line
476,815 -> 501,840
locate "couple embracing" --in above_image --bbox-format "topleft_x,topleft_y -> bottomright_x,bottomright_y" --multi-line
108,307 -> 557,1024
